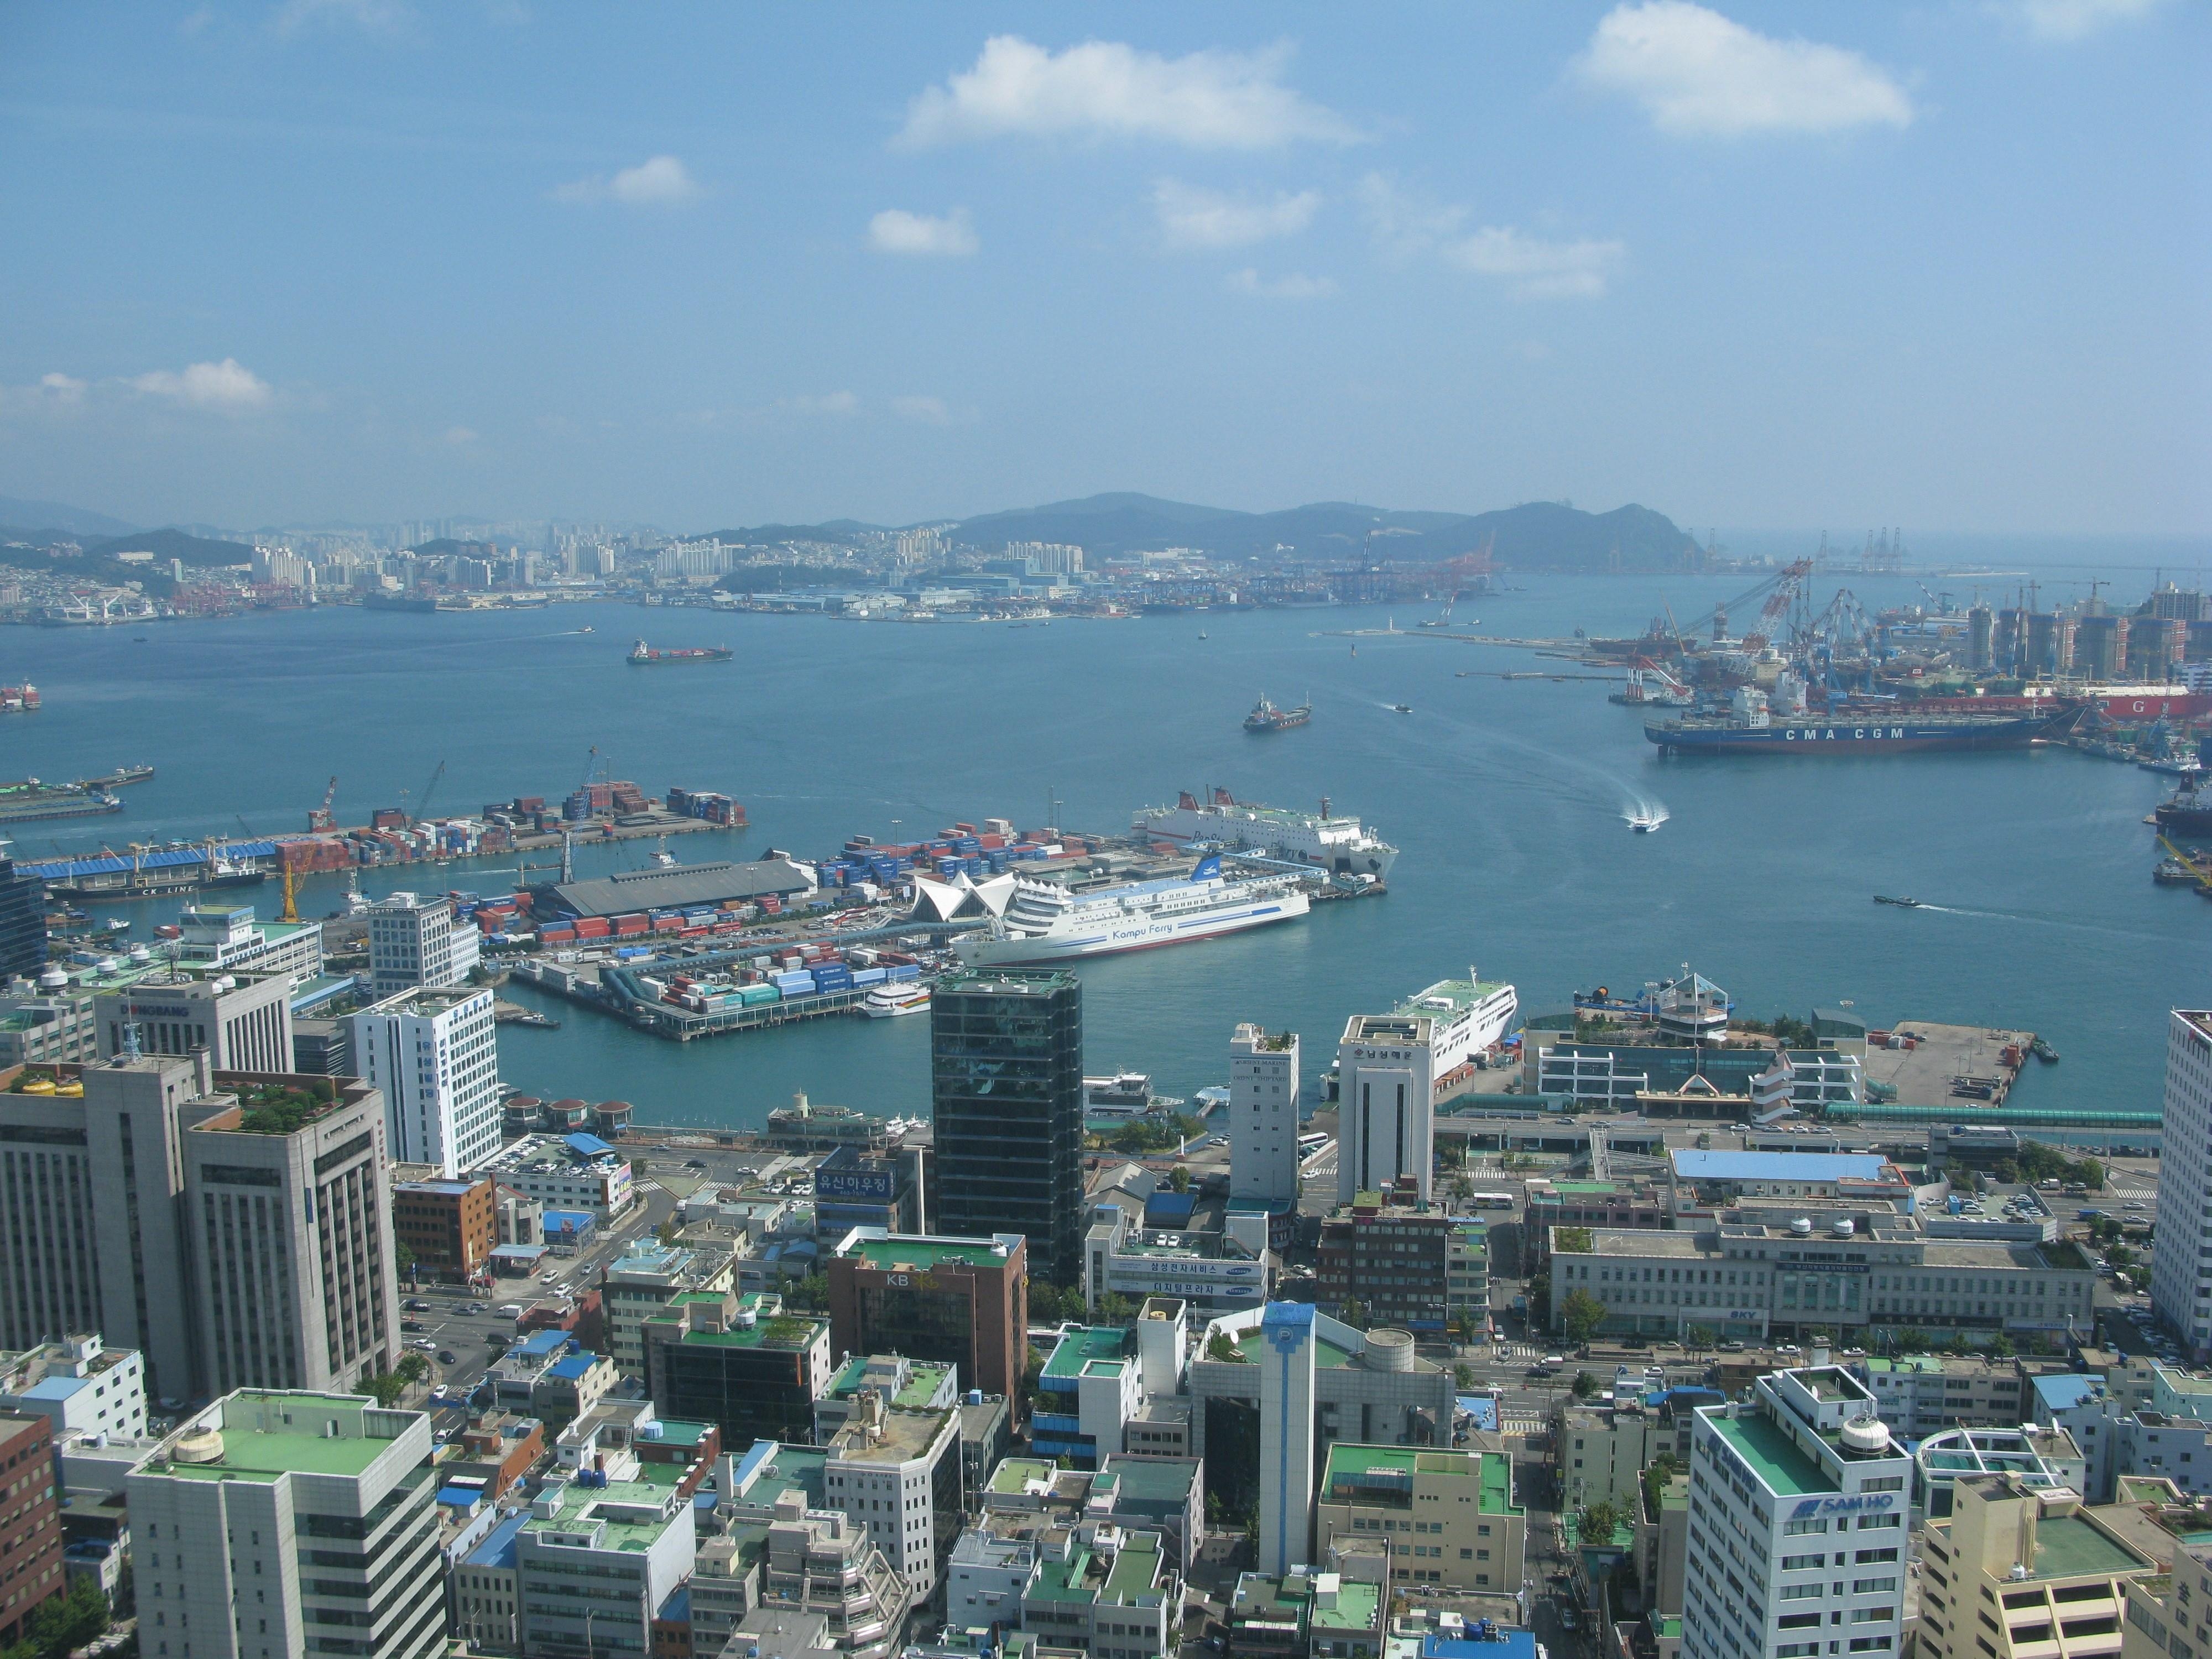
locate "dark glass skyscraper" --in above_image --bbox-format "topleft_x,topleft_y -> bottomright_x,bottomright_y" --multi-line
930,968 -> 1083,1283
0,852 -> 45,982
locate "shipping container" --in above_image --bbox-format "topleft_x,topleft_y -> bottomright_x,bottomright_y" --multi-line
851,967 -> 887,985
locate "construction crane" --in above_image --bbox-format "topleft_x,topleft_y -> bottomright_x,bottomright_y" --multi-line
400,759 -> 447,827
279,862 -> 300,924
307,775 -> 338,833
1740,559 -> 1814,653
578,745 -> 608,790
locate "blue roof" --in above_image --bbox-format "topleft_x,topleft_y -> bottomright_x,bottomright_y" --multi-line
546,1353 -> 597,1380
1670,1149 -> 1891,1183
20,839 -> 279,880
564,1131 -> 614,1157
656,1586 -> 691,1624
514,1329 -> 570,1357
1144,1191 -> 1198,1227
19,1375 -> 88,1401
1425,1633 -> 1540,1659
1458,1395 -> 1500,1431
2033,1373 -> 2101,1412
437,1485 -> 484,1509
465,1512 -> 529,1569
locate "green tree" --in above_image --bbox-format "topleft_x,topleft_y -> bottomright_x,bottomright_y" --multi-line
359,1371 -> 408,1407
1528,1273 -> 1552,1327
6,1576 -> 109,1659
1454,1363 -> 1477,1391
1579,1499 -> 1621,1545
1561,1288 -> 1608,1347
1169,1165 -> 1191,1194
397,1353 -> 430,1383
786,1271 -> 830,1311
1685,1323 -> 1717,1354
393,1237 -> 418,1277
1205,1331 -> 1246,1364
1572,1369 -> 1600,1400
1338,1299 -> 1370,1331
1096,1292 -> 1138,1324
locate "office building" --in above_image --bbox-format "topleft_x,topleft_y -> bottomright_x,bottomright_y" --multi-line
173,902 -> 324,982
129,1389 -> 445,1659
185,1072 -> 400,1395
602,1239 -> 735,1374
1335,972 -> 1516,1204
1230,1025 -> 1301,1209
0,1335 -> 146,1442
823,1389 -> 963,1601
1083,1203 -> 1271,1314
1259,1301 -> 1319,1579
93,971 -> 295,1073
738,1489 -> 915,1659
1227,1554 -> 1390,1659
0,993 -> 95,1067
1922,1473 -> 2158,1659
2153,1011 -> 2212,1359
641,1290 -> 833,1449
1314,1445 -> 1524,1594
1679,1366 -> 1912,1659
1319,1198 -> 1457,1333
1858,1354 -> 2042,1435
390,1172 -> 497,1281
453,1512 -> 528,1657
813,1144 -> 924,1240
514,1447 -> 699,1659
0,849 -> 45,983
476,1130 -> 635,1222
0,1411 -> 66,1647
344,984 -> 500,1177
930,970 -> 1084,1282
1912,1427 -> 2088,1520
364,890 -> 479,997
827,1227 -> 1029,1401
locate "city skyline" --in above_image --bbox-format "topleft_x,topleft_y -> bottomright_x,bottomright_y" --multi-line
2,2 -> 2205,535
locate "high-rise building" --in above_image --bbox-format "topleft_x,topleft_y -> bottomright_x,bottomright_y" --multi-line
1679,1365 -> 1912,1659
823,1388 -> 963,1602
0,1410 -> 66,1647
0,847 -> 45,983
1336,972 -> 1517,1204
1230,1024 -> 1301,1208
1921,1472 -> 2158,1659
826,1227 -> 1029,1401
129,1389 -> 445,1659
1318,1196 -> 1455,1333
641,1290 -> 833,1449
930,969 -> 1083,1281
180,1073 -> 399,1396
364,890 -> 479,997
1259,1301 -> 1319,1579
93,971 -> 295,1073
389,1172 -> 497,1282
2154,1011 -> 2212,1359
0,1054 -> 398,1404
343,984 -> 500,1177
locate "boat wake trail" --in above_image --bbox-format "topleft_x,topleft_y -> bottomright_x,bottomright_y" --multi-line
1621,795 -> 1669,830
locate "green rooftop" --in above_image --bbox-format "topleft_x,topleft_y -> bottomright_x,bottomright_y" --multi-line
1543,1182 -> 1623,1196
521,1473 -> 687,1551
1102,1530 -> 1166,1597
828,1354 -> 954,1408
1044,1326 -> 1131,1381
837,1235 -> 1011,1272
1309,1580 -> 1382,1635
1233,1327 -> 1355,1369
2025,1514 -> 2156,1582
1705,1411 -> 1838,1498
147,1393 -> 404,1484
988,1458 -> 1057,1495
1320,1444 -> 1518,1514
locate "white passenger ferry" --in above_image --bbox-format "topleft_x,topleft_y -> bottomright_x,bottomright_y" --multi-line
862,982 -> 931,1018
1132,789 -> 1397,880
953,856 -> 1310,967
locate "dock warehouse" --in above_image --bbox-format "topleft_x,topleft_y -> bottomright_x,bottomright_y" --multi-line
529,858 -> 816,920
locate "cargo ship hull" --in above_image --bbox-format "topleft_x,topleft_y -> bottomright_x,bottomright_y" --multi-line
0,789 -> 124,824
954,892 -> 1310,966
1646,713 -> 2058,754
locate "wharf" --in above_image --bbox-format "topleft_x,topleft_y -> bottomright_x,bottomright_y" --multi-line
1858,1021 -> 2037,1109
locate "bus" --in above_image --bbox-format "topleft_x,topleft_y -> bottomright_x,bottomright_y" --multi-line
1466,1192 -> 1516,1210
1297,1133 -> 1331,1157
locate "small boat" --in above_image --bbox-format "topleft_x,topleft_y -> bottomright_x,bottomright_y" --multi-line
1392,703 -> 1412,714
2029,1036 -> 2059,1063
1873,895 -> 1922,908
1627,811 -> 1663,833
1198,630 -> 1208,640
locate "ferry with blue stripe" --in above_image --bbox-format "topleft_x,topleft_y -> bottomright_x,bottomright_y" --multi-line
953,854 -> 1311,967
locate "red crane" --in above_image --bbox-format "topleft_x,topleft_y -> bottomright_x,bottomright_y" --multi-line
306,775 -> 338,833
1741,558 -> 1813,652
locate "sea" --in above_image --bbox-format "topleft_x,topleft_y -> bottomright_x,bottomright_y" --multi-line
3,566 -> 2203,1128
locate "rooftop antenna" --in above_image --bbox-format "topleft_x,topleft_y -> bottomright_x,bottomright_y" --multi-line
121,1021 -> 143,1063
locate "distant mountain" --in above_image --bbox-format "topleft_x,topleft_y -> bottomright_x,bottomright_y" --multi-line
692,519 -> 884,548
1405,502 -> 1700,571
85,526 -> 253,566
0,495 -> 137,538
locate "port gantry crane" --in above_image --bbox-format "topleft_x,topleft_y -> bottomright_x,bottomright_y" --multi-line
307,775 -> 338,833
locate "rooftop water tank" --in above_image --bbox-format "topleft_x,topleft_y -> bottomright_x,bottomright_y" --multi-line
1366,1329 -> 1416,1373
1790,1217 -> 1814,1237
38,967 -> 67,990
171,1428 -> 226,1464
1839,1416 -> 1891,1453
1833,1218 -> 1856,1237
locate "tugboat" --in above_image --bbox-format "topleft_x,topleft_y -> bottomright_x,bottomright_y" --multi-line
1244,693 -> 1312,734
2029,1036 -> 2059,1063
1873,895 -> 1922,908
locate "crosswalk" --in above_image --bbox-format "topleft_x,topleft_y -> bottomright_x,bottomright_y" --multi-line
1502,1415 -> 1547,1434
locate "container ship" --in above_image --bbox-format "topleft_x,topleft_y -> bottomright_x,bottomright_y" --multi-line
1132,788 -> 1398,880
629,639 -> 733,665
953,855 -> 1310,966
1243,694 -> 1310,733
0,779 -> 124,824
2157,778 -> 2212,838
1646,687 -> 2073,755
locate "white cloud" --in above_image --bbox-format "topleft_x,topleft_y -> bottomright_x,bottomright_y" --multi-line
1446,228 -> 1625,299
1356,174 -> 1468,258
554,155 -> 700,206
891,395 -> 952,425
129,358 -> 274,411
788,392 -> 859,417
1575,2 -> 1913,136
1154,180 -> 1319,249
273,0 -> 409,35
868,208 -> 979,257
444,425 -> 478,445
38,373 -> 87,403
1224,268 -> 1337,299
898,35 -> 1359,150
1995,0 -> 2166,41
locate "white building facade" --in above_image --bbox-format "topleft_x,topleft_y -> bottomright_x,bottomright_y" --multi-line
2152,1011 -> 2212,1358
1683,1366 -> 1911,1659
366,891 -> 479,998
344,985 -> 501,1177
1229,1025 -> 1301,1208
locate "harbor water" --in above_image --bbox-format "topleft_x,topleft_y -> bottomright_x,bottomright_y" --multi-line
1,574 -> 2200,1126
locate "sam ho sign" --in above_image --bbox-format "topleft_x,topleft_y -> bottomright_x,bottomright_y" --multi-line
1790,1493 -> 1896,1519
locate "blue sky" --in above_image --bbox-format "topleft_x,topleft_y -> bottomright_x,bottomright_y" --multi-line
1,1 -> 2205,534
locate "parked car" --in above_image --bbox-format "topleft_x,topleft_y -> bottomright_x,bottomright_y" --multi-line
401,1319 -> 425,1333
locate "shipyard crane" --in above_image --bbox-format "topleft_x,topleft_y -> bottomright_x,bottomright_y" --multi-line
398,759 -> 446,827
578,745 -> 608,790
1740,558 -> 1814,653
307,775 -> 338,833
